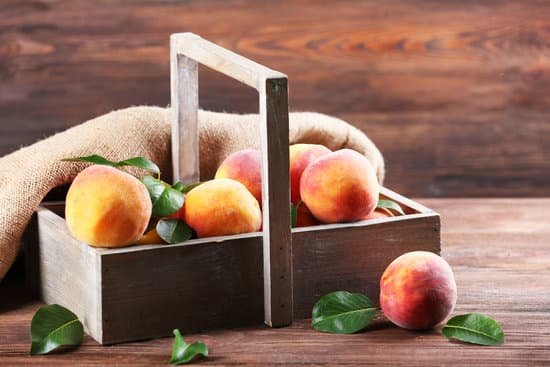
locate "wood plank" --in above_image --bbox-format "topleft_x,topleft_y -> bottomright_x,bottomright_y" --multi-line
259,77 -> 292,327
28,208 -> 103,341
1,0 -> 548,197
170,46 -> 199,183
1,198 -> 549,365
292,213 -> 440,317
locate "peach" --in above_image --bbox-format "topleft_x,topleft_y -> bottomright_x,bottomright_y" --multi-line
289,144 -> 331,204
300,149 -> 380,223
184,178 -> 262,238
295,202 -> 321,227
215,149 -> 262,205
65,165 -> 152,247
134,228 -> 163,245
380,251 -> 457,330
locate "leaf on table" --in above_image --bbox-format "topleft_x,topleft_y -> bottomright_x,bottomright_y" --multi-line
30,304 -> 84,355
170,329 -> 208,365
442,313 -> 504,346
142,176 -> 185,217
376,199 -> 405,216
312,291 -> 376,334
157,219 -> 193,244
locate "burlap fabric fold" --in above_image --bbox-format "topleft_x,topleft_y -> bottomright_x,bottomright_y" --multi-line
0,106 -> 385,282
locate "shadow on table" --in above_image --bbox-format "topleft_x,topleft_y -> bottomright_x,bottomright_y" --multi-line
0,254 -> 38,314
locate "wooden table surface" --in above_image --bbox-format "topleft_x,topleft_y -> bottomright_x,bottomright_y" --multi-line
1,198 -> 549,366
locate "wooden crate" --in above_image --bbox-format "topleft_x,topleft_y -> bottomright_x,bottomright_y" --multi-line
24,33 -> 440,345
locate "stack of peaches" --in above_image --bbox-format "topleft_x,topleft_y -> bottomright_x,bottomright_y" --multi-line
65,144 -> 388,248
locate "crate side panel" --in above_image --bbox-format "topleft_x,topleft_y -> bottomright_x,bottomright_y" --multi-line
292,214 -> 441,318
100,236 -> 264,344
33,208 -> 102,340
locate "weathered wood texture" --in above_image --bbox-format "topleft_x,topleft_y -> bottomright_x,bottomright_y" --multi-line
1,198 -> 548,365
24,188 -> 439,344
0,1 -> 549,197
170,33 -> 292,327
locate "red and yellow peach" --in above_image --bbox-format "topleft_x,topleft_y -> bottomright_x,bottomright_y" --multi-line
289,143 -> 331,204
380,251 -> 457,329
300,149 -> 380,223
215,149 -> 262,205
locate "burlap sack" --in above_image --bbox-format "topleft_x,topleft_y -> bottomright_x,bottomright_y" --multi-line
0,106 -> 385,282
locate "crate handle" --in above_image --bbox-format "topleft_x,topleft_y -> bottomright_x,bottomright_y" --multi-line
170,33 -> 292,327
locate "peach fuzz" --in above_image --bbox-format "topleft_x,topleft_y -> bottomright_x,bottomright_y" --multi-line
380,251 -> 457,330
65,165 -> 152,248
215,149 -> 262,205
300,149 -> 380,223
289,143 -> 331,204
184,178 -> 262,238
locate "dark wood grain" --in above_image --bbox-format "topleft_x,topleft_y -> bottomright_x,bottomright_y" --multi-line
1,198 -> 549,365
0,0 -> 549,197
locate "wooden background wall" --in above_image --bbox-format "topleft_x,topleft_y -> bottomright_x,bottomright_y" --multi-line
0,0 -> 548,197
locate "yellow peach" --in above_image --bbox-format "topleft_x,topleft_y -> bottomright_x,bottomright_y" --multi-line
65,165 -> 152,247
184,178 -> 262,238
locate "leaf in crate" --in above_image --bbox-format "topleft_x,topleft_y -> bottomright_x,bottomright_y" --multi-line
29,304 -> 84,355
61,154 -> 118,167
157,219 -> 193,244
312,291 -> 376,334
291,203 -> 298,228
116,157 -> 160,177
170,329 -> 208,365
377,199 -> 405,216
63,155 -> 161,177
180,182 -> 203,194
172,181 -> 185,192
442,313 -> 504,346
142,176 -> 185,217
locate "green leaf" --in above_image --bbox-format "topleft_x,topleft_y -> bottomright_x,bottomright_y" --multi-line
291,203 -> 298,228
62,155 -> 161,177
170,329 -> 208,365
442,313 -> 504,346
117,157 -> 160,177
180,182 -> 203,194
172,181 -> 185,192
312,291 -> 376,334
142,176 -> 185,217
62,154 -> 118,167
157,219 -> 193,244
377,199 -> 405,216
30,304 -> 84,355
